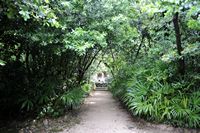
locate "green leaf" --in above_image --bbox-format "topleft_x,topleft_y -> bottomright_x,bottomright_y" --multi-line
0,59 -> 6,66
187,19 -> 200,30
19,10 -> 30,21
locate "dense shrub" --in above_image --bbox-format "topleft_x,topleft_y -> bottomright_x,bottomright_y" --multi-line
109,59 -> 200,128
39,87 -> 85,118
0,0 -> 106,118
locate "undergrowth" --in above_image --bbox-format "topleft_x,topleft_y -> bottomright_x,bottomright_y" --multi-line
109,60 -> 200,128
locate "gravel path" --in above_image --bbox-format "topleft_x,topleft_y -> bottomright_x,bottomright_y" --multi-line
61,91 -> 199,133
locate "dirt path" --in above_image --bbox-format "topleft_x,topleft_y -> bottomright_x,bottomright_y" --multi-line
61,91 -> 199,133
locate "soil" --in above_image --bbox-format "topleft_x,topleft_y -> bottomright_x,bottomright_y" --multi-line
0,111 -> 80,133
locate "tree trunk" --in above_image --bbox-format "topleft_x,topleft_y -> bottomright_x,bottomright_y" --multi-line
173,12 -> 185,75
134,36 -> 144,63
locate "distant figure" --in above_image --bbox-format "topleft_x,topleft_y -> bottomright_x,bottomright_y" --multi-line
97,72 -> 103,78
97,72 -> 105,83
103,71 -> 107,77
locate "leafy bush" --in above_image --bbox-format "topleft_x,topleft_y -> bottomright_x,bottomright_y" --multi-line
110,60 -> 200,128
59,88 -> 84,108
38,87 -> 85,118
82,83 -> 92,94
0,0 -> 106,118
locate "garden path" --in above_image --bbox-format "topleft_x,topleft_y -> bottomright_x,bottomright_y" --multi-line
61,90 -> 196,133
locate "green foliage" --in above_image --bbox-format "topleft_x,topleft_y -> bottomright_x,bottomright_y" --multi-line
20,98 -> 34,111
186,4 -> 200,30
110,58 -> 200,128
0,0 -> 111,118
107,0 -> 199,128
82,83 -> 92,94
0,59 -> 6,66
0,0 -> 199,129
59,88 -> 84,108
64,28 -> 107,55
111,59 -> 200,127
38,83 -> 92,118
